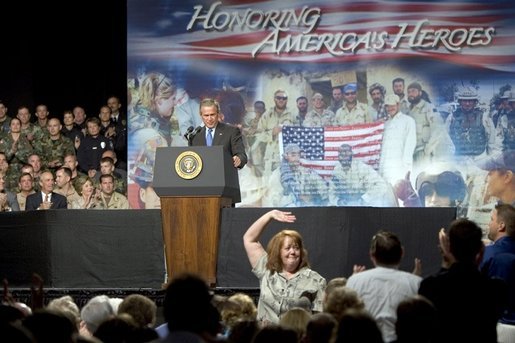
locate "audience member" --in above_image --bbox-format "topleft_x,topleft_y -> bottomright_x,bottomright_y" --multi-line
35,118 -> 75,171
302,312 -> 337,343
16,172 -> 35,210
162,273 -> 218,342
94,174 -> 129,209
253,325 -> 298,343
46,295 -> 81,331
77,117 -> 113,177
419,219 -> 507,343
335,309 -> 384,343
54,166 -> 81,208
279,307 -> 312,341
394,295 -> 440,343
323,286 -> 364,322
480,204 -> 515,340
0,171 -> 20,211
69,175 -> 99,209
79,295 -> 115,338
25,171 -> 67,210
243,210 -> 326,324
346,230 -> 421,342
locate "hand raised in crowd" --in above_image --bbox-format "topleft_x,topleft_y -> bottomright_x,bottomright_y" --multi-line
2,278 -> 15,305
438,228 -> 455,269
412,257 -> 422,276
74,136 -> 81,149
30,273 -> 44,310
269,209 -> 296,223
105,126 -> 116,138
48,159 -> 62,168
352,264 -> 366,274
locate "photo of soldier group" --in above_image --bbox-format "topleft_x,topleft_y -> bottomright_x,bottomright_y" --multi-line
126,63 -> 514,233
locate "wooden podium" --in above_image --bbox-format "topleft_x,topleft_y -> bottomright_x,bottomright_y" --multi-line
153,146 -> 241,286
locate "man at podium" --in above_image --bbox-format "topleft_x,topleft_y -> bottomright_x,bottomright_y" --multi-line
190,98 -> 247,169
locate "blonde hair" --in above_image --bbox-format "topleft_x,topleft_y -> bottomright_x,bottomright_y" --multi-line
324,286 -> 364,322
139,73 -> 176,112
221,293 -> 257,329
279,307 -> 312,339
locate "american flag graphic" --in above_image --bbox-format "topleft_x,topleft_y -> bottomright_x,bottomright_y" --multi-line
129,1 -> 515,72
281,122 -> 384,178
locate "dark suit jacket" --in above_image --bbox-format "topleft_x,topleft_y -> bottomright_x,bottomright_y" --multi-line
25,191 -> 68,211
190,122 -> 248,168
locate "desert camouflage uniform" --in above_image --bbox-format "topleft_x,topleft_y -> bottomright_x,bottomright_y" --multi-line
303,109 -> 335,127
335,102 -> 371,125
94,191 -> 130,209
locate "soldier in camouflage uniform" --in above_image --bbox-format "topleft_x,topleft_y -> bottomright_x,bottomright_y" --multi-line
35,104 -> 50,133
54,166 -> 81,208
94,174 -> 130,209
407,82 -> 454,162
498,94 -> 515,151
334,83 -> 371,125
35,118 -> 75,171
0,100 -> 11,135
254,90 -> 296,176
16,172 -> 35,210
17,106 -> 45,145
329,144 -> 397,207
263,143 -> 328,207
0,118 -> 33,191
446,87 -> 502,162
304,93 -> 335,127
93,157 -> 126,195
0,117 -> 33,170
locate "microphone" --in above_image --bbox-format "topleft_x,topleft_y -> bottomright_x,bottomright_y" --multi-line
191,126 -> 202,137
186,126 -> 203,146
183,126 -> 194,140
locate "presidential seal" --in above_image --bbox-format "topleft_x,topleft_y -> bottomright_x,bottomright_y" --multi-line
175,151 -> 202,179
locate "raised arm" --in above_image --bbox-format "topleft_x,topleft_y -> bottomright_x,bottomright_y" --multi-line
243,210 -> 296,268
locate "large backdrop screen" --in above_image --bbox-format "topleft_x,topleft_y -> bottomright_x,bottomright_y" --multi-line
127,0 -> 515,228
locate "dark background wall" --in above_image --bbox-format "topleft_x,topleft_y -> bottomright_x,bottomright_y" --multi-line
0,0 -> 127,118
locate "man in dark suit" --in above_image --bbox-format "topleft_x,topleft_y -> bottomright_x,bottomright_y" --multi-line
26,171 -> 68,210
190,98 -> 247,169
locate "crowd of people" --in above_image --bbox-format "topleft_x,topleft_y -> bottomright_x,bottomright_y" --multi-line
2,205 -> 514,342
0,97 -> 130,211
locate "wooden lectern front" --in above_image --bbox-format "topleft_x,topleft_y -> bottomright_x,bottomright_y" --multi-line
153,146 -> 240,286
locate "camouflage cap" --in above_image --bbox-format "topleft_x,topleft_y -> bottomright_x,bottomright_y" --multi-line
457,87 -> 479,100
284,143 -> 302,154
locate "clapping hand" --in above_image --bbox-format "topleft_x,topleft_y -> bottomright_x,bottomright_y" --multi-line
438,228 -> 455,268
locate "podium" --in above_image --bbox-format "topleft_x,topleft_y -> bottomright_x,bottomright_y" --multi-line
153,146 -> 241,285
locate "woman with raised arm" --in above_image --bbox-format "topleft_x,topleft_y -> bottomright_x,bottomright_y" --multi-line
243,209 -> 326,325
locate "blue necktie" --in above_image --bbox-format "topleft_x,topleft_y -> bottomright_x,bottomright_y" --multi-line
206,128 -> 213,146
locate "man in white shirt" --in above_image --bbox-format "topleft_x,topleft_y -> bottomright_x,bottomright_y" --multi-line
347,231 -> 422,342
379,94 -> 417,185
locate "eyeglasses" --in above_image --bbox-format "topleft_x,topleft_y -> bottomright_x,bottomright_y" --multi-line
275,96 -> 288,101
344,92 -> 356,96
